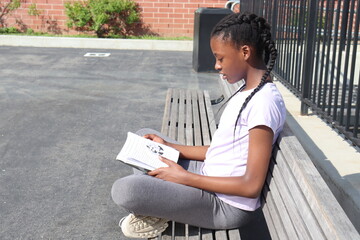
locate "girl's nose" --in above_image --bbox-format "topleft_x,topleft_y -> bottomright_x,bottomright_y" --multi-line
214,62 -> 222,71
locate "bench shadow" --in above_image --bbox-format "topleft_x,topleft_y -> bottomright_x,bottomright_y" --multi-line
238,208 -> 272,240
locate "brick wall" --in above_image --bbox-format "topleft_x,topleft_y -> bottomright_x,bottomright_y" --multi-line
2,0 -> 226,37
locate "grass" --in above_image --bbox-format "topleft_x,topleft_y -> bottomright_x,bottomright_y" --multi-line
0,28 -> 192,40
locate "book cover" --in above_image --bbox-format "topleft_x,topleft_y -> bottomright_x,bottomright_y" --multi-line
116,132 -> 179,171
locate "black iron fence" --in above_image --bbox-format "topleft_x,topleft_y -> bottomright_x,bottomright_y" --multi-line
241,0 -> 360,147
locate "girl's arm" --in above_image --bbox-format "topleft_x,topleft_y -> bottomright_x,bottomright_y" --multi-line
148,125 -> 273,198
144,134 -> 209,161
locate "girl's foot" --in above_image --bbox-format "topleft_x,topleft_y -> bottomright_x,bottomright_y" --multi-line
119,214 -> 169,238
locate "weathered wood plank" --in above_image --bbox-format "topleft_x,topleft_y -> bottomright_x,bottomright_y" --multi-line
187,225 -> 201,240
197,90 -> 211,145
177,89 -> 186,145
161,88 -> 173,135
263,173 -> 288,239
266,160 -> 301,240
191,90 -> 202,146
261,196 -> 279,240
185,89 -> 194,146
169,89 -> 179,140
269,154 -> 312,240
214,230 -> 227,240
203,90 -> 217,139
201,228 -> 214,240
227,229 -> 240,240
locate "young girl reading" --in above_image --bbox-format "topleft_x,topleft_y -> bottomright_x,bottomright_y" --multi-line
111,12 -> 286,238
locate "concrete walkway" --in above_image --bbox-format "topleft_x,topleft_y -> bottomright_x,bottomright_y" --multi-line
0,36 -> 359,238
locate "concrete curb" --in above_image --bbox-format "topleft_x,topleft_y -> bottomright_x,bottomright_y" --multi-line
0,35 -> 193,51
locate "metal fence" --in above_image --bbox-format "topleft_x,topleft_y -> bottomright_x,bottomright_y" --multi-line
241,0 -> 360,147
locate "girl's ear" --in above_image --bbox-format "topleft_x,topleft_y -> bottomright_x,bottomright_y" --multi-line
240,45 -> 251,61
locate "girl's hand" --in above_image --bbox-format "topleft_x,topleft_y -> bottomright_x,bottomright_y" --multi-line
148,157 -> 190,185
143,134 -> 167,145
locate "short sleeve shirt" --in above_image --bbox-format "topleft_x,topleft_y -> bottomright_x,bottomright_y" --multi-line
201,83 -> 286,211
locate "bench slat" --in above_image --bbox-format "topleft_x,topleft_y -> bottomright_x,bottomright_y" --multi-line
187,225 -> 201,240
269,152 -> 313,240
261,201 -> 278,240
200,228 -> 214,240
265,160 -> 301,240
203,90 -> 217,140
161,88 -> 173,136
169,89 -> 179,141
197,90 -> 211,145
214,230 -> 227,240
227,229 -> 240,240
177,89 -> 186,145
191,90 -> 202,146
263,177 -> 289,239
185,89 -> 194,146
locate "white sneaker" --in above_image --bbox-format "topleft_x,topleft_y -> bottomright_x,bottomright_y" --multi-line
119,214 -> 169,238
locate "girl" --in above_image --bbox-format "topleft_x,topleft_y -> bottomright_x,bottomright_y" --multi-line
111,12 -> 286,238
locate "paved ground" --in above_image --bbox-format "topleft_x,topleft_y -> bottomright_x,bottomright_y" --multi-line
0,46 -> 221,239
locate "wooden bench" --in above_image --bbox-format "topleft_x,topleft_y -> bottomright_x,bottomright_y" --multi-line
155,85 -> 359,240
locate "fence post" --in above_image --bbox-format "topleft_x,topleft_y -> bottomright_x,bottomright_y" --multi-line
271,0 -> 278,39
301,0 -> 318,115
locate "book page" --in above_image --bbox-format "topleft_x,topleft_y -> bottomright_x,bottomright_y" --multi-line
116,132 -> 179,170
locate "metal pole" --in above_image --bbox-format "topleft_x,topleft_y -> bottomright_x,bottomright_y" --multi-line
301,0 -> 318,115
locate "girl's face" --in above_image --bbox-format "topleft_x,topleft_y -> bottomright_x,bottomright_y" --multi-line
210,36 -> 248,84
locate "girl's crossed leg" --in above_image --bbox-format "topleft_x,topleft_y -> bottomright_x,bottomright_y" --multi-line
111,129 -> 253,230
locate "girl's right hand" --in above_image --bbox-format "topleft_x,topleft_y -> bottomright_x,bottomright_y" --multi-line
143,134 -> 167,145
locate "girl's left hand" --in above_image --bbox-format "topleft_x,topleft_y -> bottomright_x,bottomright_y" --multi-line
148,157 -> 189,185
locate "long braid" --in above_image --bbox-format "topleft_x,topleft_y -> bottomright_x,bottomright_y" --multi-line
211,13 -> 277,133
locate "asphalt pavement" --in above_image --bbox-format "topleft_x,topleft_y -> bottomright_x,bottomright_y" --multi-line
0,46 -> 221,239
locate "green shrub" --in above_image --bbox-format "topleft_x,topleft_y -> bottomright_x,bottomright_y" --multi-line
26,28 -> 35,34
64,0 -> 140,38
0,26 -> 20,33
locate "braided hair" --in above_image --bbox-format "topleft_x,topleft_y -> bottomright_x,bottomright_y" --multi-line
211,12 -> 277,132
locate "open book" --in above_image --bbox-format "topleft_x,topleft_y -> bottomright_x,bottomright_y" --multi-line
116,132 -> 180,172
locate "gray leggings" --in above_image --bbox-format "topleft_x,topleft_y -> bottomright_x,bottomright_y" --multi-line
111,129 -> 255,229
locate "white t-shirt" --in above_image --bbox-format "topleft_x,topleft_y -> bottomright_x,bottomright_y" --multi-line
201,83 -> 286,211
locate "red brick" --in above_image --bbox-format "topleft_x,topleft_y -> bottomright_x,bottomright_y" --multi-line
174,18 -> 188,24
168,3 -> 183,8
161,18 -> 174,23
183,13 -> 195,19
184,3 -> 200,8
154,13 -> 169,18
154,3 -> 169,8
169,23 -> 184,28
173,8 -> 189,14
168,13 -> 183,18
141,12 -> 154,18
152,23 -> 169,28
159,8 -> 173,13
142,18 -> 159,23
52,4 -> 66,10
139,2 -> 154,7
48,10 -> 63,15
143,7 -> 159,13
